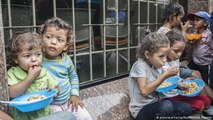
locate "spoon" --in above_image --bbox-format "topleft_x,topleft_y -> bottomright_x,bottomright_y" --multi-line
0,100 -> 37,105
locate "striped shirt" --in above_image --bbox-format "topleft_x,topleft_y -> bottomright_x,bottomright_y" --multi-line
42,53 -> 79,104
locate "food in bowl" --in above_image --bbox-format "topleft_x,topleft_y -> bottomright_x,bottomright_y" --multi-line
27,95 -> 46,101
156,76 -> 180,93
10,90 -> 57,112
181,82 -> 202,95
158,81 -> 172,88
177,79 -> 204,97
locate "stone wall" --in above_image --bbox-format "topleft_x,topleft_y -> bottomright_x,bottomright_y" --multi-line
188,0 -> 209,13
0,0 -> 9,112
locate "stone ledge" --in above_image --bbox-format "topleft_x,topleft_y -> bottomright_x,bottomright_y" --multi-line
80,77 -> 133,120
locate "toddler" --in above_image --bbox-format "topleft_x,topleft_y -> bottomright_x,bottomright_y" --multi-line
7,32 -> 58,120
39,17 -> 92,120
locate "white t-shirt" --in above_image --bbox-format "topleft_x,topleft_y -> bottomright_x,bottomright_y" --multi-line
157,27 -> 171,35
128,58 -> 160,118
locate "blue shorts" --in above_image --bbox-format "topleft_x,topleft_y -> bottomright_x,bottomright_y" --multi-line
179,65 -> 193,79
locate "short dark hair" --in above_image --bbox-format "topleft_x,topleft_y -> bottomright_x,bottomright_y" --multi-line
162,2 -> 184,23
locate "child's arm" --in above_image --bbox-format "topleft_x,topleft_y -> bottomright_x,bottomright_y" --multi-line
179,65 -> 202,79
137,66 -> 179,96
181,21 -> 190,37
207,33 -> 213,53
8,66 -> 42,98
68,60 -> 82,110
68,61 -> 80,97
191,70 -> 202,79
0,110 -> 13,120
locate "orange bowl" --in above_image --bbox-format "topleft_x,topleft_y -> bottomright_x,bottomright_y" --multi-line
186,34 -> 202,41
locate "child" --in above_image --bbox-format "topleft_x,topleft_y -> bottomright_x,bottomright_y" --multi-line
162,30 -> 213,114
157,2 -> 201,82
128,32 -> 192,120
0,110 -> 13,120
39,17 -> 92,120
7,32 -> 58,120
157,2 -> 188,36
187,11 -> 213,85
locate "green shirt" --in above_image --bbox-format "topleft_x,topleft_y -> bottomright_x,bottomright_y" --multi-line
7,66 -> 58,120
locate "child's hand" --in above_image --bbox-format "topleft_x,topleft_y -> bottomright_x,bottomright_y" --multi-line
177,82 -> 187,90
68,95 -> 84,112
164,66 -> 179,78
181,21 -> 190,34
27,66 -> 42,81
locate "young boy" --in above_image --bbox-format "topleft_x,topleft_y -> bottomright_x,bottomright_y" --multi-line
187,11 -> 213,85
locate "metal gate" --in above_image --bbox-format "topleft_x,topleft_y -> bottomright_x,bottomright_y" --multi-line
1,0 -> 176,86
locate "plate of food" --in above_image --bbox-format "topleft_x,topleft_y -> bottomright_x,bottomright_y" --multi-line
9,89 -> 57,112
156,76 -> 180,93
177,79 -> 204,97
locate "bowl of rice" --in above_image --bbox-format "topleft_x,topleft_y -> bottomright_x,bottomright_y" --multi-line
156,76 -> 180,93
9,89 -> 57,112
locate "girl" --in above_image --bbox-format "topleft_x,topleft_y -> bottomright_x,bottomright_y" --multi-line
157,2 -> 200,82
157,2 -> 188,36
162,30 -> 213,115
187,11 -> 213,85
128,33 -> 192,120
39,17 -> 92,120
7,32 -> 58,120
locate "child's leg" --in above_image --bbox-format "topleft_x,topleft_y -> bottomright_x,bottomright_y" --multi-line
54,101 -> 92,120
203,84 -> 213,101
50,104 -> 65,112
198,65 -> 209,85
0,110 -> 13,120
136,100 -> 172,120
188,61 -> 209,84
193,95 -> 211,109
170,100 -> 192,116
136,100 -> 191,120
170,95 -> 208,112
210,62 -> 213,89
35,111 -> 76,120
70,107 -> 92,120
